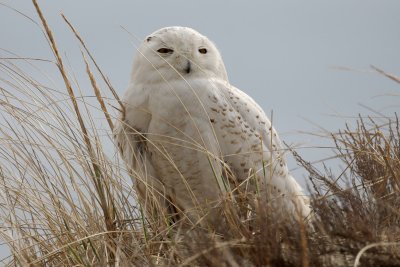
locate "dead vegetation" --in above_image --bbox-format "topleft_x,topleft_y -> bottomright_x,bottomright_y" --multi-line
0,1 -> 399,266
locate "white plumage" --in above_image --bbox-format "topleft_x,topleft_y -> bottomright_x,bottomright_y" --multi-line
115,26 -> 310,226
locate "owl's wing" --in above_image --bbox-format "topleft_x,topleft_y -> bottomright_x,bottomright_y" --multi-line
221,84 -> 286,167
114,84 -> 170,221
215,81 -> 310,217
114,84 -> 152,173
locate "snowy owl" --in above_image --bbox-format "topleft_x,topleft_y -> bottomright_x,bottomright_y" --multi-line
115,26 -> 310,228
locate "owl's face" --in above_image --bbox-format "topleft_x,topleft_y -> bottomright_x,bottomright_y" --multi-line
131,27 -> 228,84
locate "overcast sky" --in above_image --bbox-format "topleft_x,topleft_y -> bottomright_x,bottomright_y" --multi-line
1,0 -> 399,180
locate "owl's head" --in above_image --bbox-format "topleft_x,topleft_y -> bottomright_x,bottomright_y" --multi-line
130,26 -> 228,84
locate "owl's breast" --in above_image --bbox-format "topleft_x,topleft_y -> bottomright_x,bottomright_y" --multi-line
146,78 -> 217,123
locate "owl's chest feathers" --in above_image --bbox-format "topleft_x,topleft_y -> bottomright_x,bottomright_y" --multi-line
140,78 -> 222,125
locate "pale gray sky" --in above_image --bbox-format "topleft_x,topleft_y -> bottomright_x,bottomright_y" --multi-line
1,0 -> 399,178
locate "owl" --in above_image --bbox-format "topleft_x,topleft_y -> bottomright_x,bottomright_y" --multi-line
114,26 -> 310,228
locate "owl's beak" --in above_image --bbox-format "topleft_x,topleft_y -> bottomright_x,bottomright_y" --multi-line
184,60 -> 191,74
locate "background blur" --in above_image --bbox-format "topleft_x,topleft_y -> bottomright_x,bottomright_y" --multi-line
1,0 -> 399,185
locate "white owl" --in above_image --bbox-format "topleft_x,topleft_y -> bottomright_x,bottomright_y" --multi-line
115,26 -> 310,228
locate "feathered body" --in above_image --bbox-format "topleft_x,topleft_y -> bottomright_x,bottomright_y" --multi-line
115,27 -> 310,226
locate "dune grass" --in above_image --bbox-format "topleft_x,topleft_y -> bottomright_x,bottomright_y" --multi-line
0,1 -> 399,266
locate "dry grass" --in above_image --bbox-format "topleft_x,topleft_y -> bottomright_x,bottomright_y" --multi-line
0,1 -> 399,266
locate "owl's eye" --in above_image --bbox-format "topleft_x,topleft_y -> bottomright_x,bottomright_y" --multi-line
198,48 -> 207,54
157,48 -> 174,54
